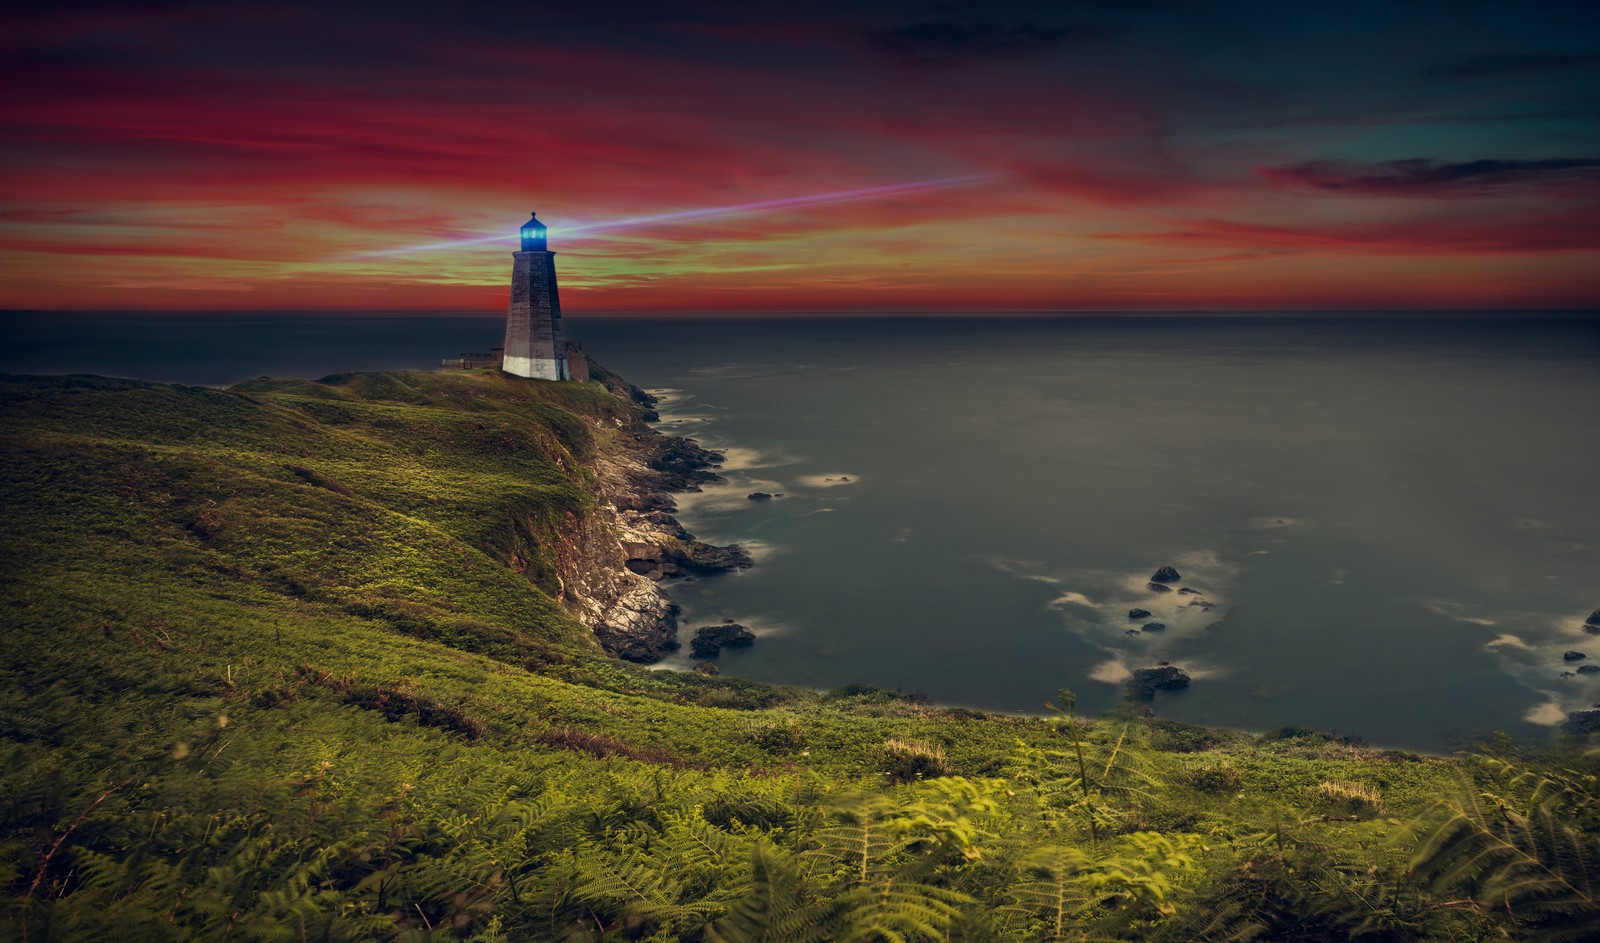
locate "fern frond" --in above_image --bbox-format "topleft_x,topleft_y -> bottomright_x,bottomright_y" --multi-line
1410,759 -> 1600,939
834,878 -> 972,943
706,842 -> 832,943
997,844 -> 1094,942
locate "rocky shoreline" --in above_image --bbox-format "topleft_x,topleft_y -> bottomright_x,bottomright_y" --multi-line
559,376 -> 1600,738
557,375 -> 752,662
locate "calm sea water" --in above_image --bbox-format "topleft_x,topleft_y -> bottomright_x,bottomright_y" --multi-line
5,311 -> 1598,750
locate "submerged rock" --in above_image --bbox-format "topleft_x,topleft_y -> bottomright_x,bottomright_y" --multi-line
1142,622 -> 1167,632
1147,582 -> 1173,593
1151,565 -> 1182,583
1178,587 -> 1203,596
747,492 -> 773,501
1565,651 -> 1588,662
690,623 -> 756,659
1128,608 -> 1152,620
1126,666 -> 1191,701
1579,664 -> 1600,675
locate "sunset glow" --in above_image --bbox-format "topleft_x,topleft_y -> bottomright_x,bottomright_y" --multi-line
2,1 -> 1597,312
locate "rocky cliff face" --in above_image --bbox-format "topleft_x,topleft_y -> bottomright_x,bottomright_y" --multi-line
551,383 -> 751,662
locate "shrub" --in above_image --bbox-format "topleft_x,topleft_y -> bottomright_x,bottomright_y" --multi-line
1185,760 -> 1243,794
539,726 -> 686,767
696,688 -> 746,709
1317,779 -> 1383,814
745,719 -> 808,753
880,738 -> 949,783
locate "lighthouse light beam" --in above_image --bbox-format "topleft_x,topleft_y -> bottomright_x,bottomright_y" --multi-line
360,174 -> 996,258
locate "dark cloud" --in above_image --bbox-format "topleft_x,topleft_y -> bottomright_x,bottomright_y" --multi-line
1261,158 -> 1600,195
1428,53 -> 1598,78
865,21 -> 1107,66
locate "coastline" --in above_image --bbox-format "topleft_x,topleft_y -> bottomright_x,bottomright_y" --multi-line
568,366 -> 754,662
10,358 -> 1593,747
6,365 -> 1600,940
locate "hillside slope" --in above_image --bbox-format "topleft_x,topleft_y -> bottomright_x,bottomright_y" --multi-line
2,369 -> 1596,942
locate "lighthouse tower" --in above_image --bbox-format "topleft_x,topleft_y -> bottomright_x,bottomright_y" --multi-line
501,212 -> 569,380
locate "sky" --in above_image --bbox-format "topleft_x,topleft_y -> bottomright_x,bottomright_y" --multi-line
2,0 -> 1598,313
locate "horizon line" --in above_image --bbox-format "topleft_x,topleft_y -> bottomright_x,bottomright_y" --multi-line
3,307 -> 1599,320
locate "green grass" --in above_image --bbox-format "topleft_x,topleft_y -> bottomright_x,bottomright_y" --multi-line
2,369 -> 1596,942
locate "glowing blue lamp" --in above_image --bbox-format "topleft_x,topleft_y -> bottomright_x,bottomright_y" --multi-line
519,212 -> 548,251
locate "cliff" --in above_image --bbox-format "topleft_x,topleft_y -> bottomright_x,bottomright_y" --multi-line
0,368 -> 745,669
547,372 -> 754,660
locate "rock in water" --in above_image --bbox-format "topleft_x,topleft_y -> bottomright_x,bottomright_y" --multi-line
1128,608 -> 1152,620
1147,582 -> 1173,593
1588,608 -> 1600,626
693,661 -> 720,676
1141,622 -> 1167,632
747,492 -> 773,501
1126,666 -> 1191,701
1564,651 -> 1588,662
1151,565 -> 1182,583
690,623 -> 756,659
1579,665 -> 1600,675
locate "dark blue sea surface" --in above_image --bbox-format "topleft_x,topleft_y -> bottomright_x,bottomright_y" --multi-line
5,310 -> 1598,750
0,311 -> 506,388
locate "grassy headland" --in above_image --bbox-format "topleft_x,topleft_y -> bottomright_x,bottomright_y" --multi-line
2,368 -> 1596,942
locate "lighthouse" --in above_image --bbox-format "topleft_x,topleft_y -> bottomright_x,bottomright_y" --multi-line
501,212 -> 569,380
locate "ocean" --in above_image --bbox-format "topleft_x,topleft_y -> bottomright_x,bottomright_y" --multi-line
5,311 -> 1598,750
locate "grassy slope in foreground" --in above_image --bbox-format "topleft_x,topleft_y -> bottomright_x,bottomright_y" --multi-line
1,369 -> 1596,943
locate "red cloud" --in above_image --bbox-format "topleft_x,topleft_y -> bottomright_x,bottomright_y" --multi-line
1104,208 -> 1600,255
2,3 -> 1598,311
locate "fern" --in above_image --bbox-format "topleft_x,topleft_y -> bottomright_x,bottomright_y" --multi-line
831,878 -> 972,943
706,842 -> 832,943
802,786 -> 986,942
998,832 -> 1202,942
1410,757 -> 1600,940
1012,694 -> 1159,844
998,845 -> 1094,942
